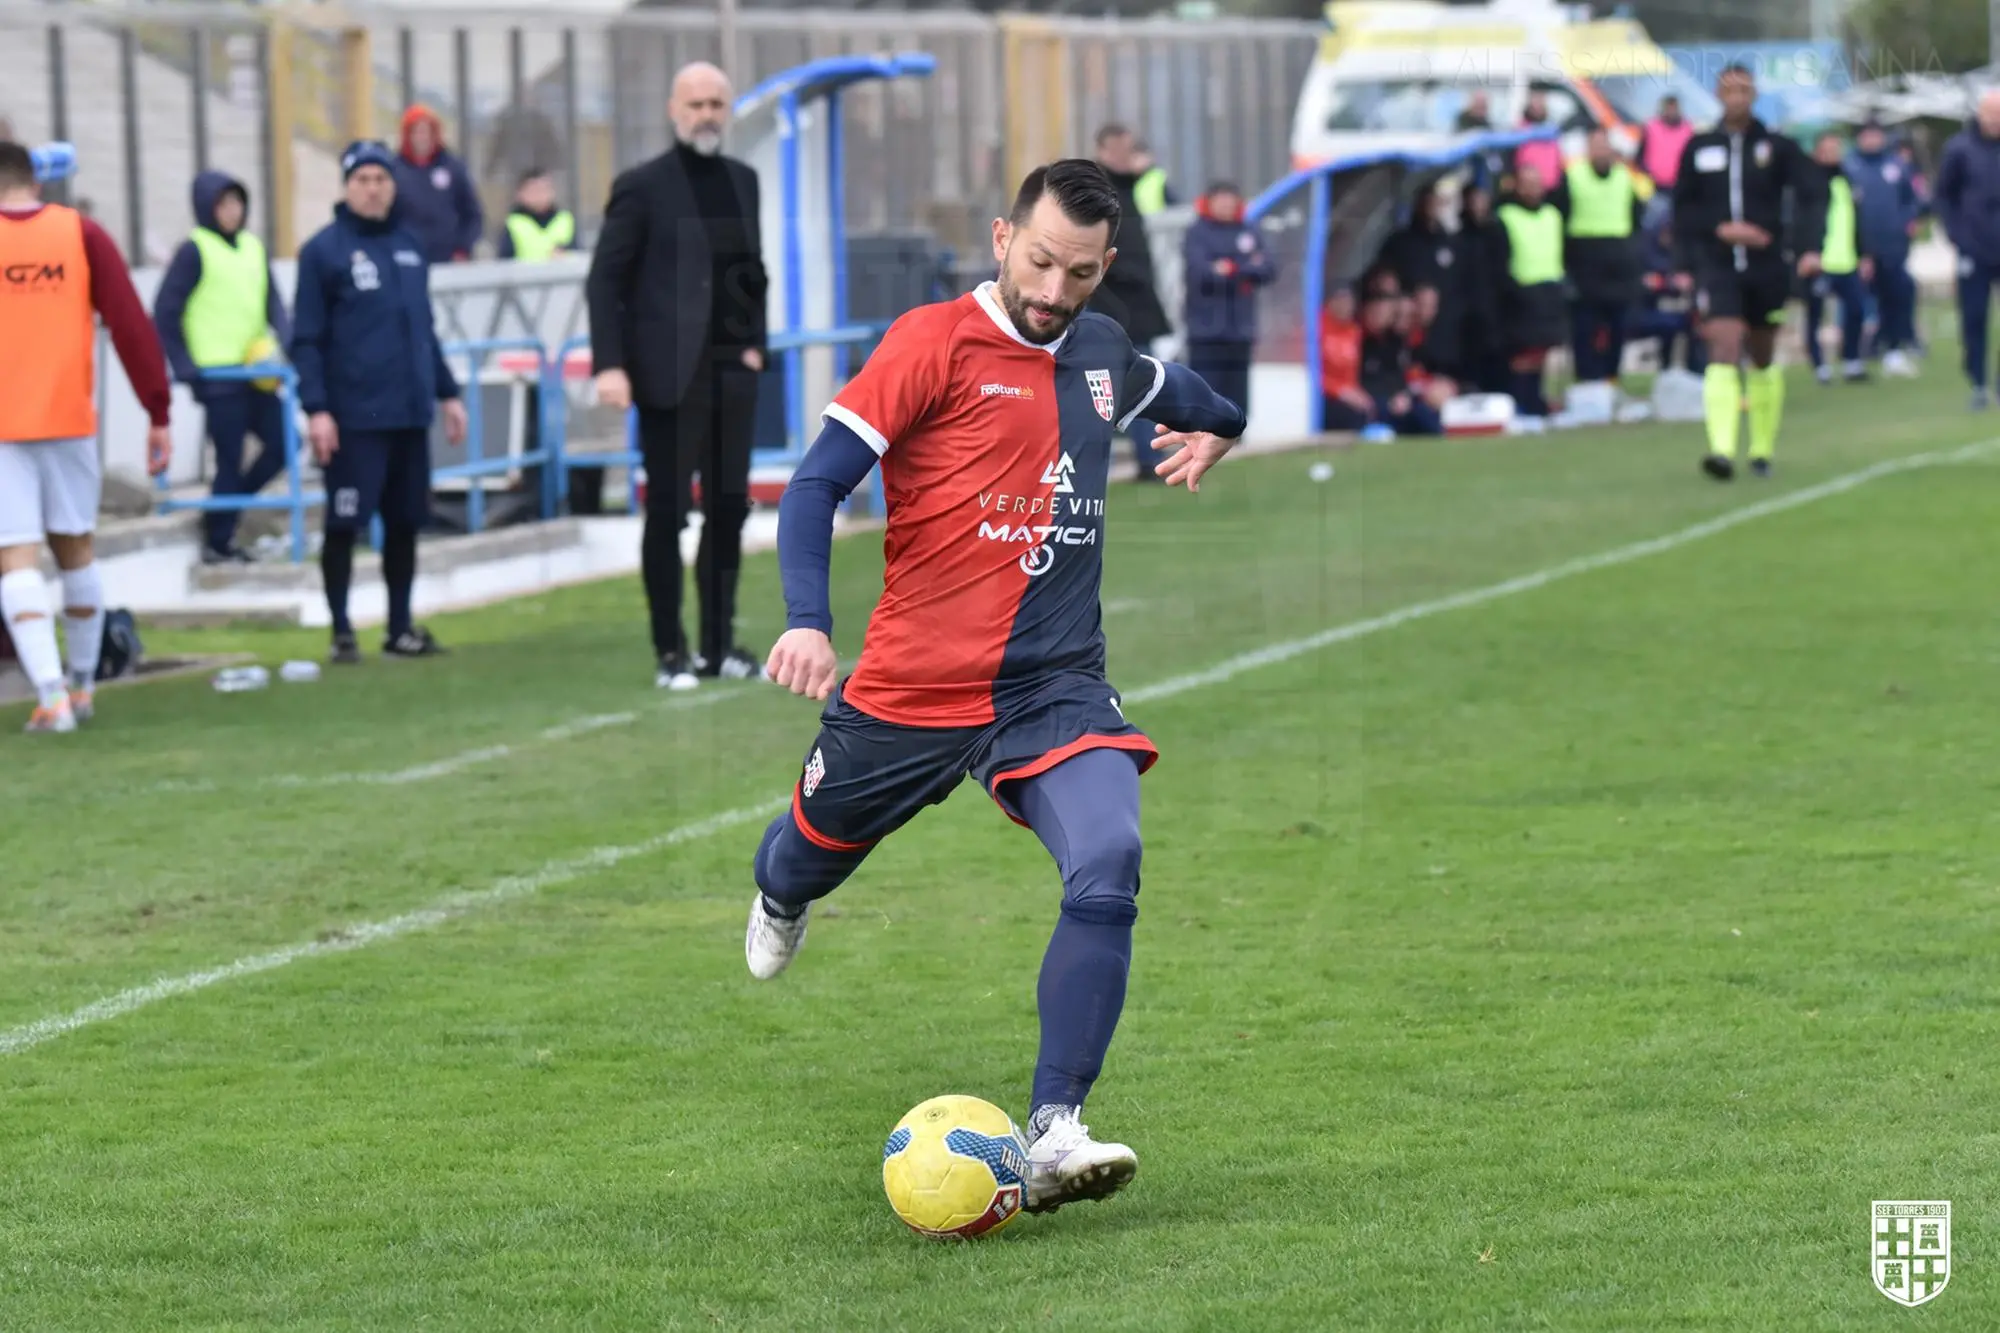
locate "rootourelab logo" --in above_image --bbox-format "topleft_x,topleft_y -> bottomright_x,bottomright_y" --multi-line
1873,1201 -> 1950,1306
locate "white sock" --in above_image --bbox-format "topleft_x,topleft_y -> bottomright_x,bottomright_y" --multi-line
1,568 -> 67,705
61,563 -> 105,689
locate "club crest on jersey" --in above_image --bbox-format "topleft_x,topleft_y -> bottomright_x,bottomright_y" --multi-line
1873,1201 -> 1950,1306
802,747 -> 827,799
1085,368 -> 1115,421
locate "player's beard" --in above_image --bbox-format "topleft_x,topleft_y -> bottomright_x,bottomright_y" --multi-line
997,264 -> 1079,345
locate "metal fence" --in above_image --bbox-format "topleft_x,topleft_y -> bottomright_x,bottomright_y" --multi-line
0,2 -> 1319,262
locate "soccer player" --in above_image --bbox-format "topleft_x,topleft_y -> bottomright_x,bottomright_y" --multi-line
1672,64 -> 1824,481
0,140 -> 172,733
744,160 -> 1247,1214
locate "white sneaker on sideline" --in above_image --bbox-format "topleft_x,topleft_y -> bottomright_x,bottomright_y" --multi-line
1883,350 -> 1918,378
1024,1111 -> 1138,1213
744,894 -> 809,979
655,653 -> 699,691
25,696 -> 76,733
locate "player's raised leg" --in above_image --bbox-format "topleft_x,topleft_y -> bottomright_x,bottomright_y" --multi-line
1010,746 -> 1146,1212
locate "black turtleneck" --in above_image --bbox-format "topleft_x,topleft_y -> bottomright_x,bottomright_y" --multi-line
677,141 -> 756,355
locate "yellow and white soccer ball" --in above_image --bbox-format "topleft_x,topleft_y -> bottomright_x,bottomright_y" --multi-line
244,333 -> 283,393
882,1094 -> 1029,1239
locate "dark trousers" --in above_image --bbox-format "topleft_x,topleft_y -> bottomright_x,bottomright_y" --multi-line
1958,260 -> 2000,388
1872,255 -> 1917,352
203,389 -> 289,551
1805,271 -> 1869,369
1186,341 -> 1253,422
637,357 -> 758,662
1322,393 -> 1441,435
1570,302 -> 1628,383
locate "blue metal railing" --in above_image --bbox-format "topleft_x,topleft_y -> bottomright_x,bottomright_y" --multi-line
154,364 -> 318,562
157,326 -> 891,560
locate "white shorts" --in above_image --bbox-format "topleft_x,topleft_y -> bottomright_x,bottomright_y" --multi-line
0,437 -> 101,546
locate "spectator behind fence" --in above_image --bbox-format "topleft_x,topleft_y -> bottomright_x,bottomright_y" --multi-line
1130,139 -> 1175,216
1088,124 -> 1174,478
1514,91 -> 1563,196
496,169 -> 577,261
1847,119 -> 1922,377
1180,181 -> 1273,421
1496,165 -> 1567,421
1318,284 -> 1370,430
1637,95 -> 1693,191
587,61 -> 769,690
1558,128 -> 1648,390
393,105 -> 482,264
151,169 -> 293,565
1452,183 -> 1512,393
1806,131 -> 1873,386
290,141 -> 467,665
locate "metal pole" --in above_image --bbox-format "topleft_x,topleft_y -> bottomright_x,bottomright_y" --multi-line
119,27 -> 144,262
454,27 -> 472,153
1991,0 -> 1999,74
718,0 -> 739,79
561,28 -> 582,219
399,27 -> 415,111
190,28 -> 211,175
46,25 -> 71,206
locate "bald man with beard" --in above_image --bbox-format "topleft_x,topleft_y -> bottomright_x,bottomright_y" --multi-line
589,61 -> 771,689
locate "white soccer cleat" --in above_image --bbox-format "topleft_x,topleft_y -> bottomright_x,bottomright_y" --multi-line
1024,1111 -> 1138,1213
24,698 -> 76,734
744,894 -> 809,979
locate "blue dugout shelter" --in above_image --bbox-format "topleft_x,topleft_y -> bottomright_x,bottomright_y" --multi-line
732,53 -> 938,458
1245,127 -> 1557,434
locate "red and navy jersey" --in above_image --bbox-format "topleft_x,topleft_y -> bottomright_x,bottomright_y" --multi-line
824,283 -> 1172,728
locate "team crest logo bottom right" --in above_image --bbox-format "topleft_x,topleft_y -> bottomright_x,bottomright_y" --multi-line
1873,1201 -> 1949,1306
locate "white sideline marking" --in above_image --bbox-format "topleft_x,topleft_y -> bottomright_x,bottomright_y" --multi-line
0,800 -> 786,1057
6,442 -> 1989,1056
1124,440 -> 1999,705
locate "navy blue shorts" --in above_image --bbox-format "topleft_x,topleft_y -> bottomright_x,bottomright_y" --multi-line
789,672 -> 1159,852
322,426 -> 430,533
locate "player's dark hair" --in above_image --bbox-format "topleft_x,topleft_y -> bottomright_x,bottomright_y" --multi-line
1094,123 -> 1130,149
1719,62 -> 1753,82
0,142 -> 33,190
1010,159 -> 1121,238
1205,180 -> 1242,198
516,166 -> 551,189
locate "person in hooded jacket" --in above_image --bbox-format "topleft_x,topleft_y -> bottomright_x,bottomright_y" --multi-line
1180,181 -> 1274,420
290,141 -> 468,665
151,169 -> 292,563
392,104 -> 483,265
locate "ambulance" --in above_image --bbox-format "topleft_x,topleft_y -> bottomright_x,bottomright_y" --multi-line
1289,0 -> 1720,169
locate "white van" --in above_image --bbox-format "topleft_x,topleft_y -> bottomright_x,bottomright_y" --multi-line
1290,0 -> 1721,168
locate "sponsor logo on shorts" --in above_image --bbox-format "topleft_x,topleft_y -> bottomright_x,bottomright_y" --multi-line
333,488 -> 360,518
802,746 -> 826,798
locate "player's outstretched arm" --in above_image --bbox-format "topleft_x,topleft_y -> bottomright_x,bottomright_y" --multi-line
1124,358 -> 1248,493
768,419 -> 878,699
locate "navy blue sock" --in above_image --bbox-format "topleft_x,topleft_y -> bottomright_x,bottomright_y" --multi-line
753,810 -> 868,916
321,528 -> 356,636
1011,747 -> 1144,1129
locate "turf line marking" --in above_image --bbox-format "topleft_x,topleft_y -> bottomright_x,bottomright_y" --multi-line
1124,439 -> 2000,705
9,442 -> 1988,1055
0,799 -> 787,1058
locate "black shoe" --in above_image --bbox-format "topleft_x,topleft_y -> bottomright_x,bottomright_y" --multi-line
201,543 -> 254,566
1701,454 -> 1736,482
1750,458 -> 1772,478
1843,370 -> 1871,384
656,652 -> 699,691
695,646 -> 770,682
382,626 -> 446,658
329,632 -> 362,665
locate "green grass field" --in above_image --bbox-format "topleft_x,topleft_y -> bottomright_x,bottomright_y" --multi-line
3,363 -> 1997,1330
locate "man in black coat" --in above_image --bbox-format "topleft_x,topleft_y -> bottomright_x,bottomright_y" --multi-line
588,61 -> 769,689
1088,124 -> 1175,478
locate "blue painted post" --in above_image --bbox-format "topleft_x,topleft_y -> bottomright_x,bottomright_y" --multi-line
463,352 -> 486,535
779,90 -> 806,453
827,92 -> 849,387
1303,170 -> 1332,435
284,373 -> 306,562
